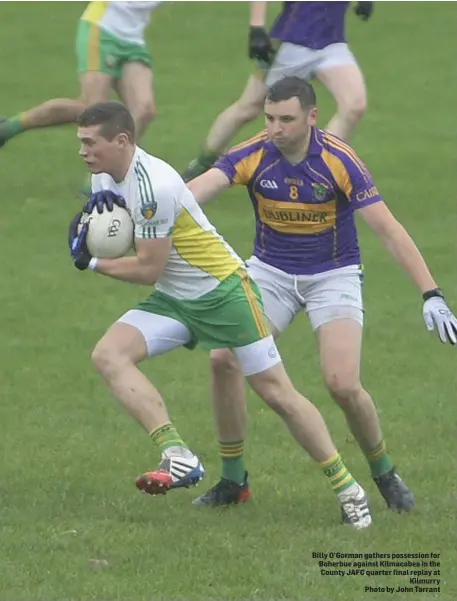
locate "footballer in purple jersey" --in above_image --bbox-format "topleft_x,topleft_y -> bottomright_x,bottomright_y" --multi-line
188,76 -> 457,511
214,125 -> 380,275
183,1 -> 373,182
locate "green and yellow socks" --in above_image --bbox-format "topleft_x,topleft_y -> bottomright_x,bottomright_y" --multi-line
0,114 -> 27,144
220,440 -> 246,485
320,452 -> 358,495
149,422 -> 189,456
365,440 -> 393,478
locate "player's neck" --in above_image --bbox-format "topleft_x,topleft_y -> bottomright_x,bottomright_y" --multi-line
280,130 -> 312,165
111,146 -> 137,183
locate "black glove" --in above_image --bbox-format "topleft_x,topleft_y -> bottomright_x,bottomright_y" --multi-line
83,190 -> 127,215
248,26 -> 275,64
68,212 -> 92,271
354,2 -> 374,21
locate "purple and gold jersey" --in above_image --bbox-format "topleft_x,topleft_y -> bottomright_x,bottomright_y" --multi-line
269,1 -> 350,50
214,127 -> 382,276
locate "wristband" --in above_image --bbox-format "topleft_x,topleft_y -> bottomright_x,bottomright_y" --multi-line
422,288 -> 444,301
89,257 -> 99,271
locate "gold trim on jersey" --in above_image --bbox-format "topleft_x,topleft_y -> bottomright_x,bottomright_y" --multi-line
320,149 -> 353,199
322,132 -> 369,177
256,194 -> 336,234
173,208 -> 241,281
233,146 -> 268,185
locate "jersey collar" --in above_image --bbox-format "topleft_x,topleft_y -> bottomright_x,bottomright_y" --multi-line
307,127 -> 324,157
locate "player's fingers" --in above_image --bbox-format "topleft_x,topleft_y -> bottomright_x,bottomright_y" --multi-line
423,311 -> 434,332
437,320 -> 448,344
444,321 -> 457,345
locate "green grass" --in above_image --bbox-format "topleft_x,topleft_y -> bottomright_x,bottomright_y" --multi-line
0,2 -> 456,600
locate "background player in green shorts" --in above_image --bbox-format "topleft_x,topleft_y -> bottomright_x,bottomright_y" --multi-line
68,101 -> 372,528
0,1 -> 161,165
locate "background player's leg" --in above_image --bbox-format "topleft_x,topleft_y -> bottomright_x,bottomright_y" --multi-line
0,72 -> 112,149
195,264 -> 298,505
210,349 -> 248,482
183,75 -> 267,181
0,99 -> 85,147
316,63 -> 367,141
314,316 -> 414,511
115,62 -> 156,140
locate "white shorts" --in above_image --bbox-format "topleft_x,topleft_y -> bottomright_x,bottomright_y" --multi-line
246,256 -> 364,333
265,42 -> 358,86
117,310 -> 282,377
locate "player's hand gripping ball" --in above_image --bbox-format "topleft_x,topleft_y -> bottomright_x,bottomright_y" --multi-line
68,191 -> 134,269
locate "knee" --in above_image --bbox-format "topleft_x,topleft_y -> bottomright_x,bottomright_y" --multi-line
249,367 -> 298,417
338,94 -> 367,124
91,340 -> 125,378
324,372 -> 363,405
210,348 -> 239,377
137,101 -> 156,126
233,98 -> 263,125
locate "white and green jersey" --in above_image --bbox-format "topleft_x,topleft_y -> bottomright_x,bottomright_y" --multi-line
81,1 -> 163,45
91,147 -> 243,300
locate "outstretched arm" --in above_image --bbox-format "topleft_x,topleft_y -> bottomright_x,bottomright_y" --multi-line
357,202 -> 437,293
187,169 -> 231,206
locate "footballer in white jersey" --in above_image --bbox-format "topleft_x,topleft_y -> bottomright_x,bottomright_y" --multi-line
91,147 -> 243,301
0,0 -> 163,189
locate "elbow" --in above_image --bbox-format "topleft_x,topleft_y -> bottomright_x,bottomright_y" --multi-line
142,269 -> 160,286
142,264 -> 165,286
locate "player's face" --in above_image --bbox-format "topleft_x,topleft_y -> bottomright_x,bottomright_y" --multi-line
77,125 -> 128,175
265,98 -> 317,153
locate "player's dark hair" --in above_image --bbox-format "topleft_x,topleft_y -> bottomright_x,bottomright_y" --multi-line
266,76 -> 317,111
78,101 -> 136,142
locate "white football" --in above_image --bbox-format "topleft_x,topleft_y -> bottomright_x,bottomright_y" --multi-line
81,205 -> 134,259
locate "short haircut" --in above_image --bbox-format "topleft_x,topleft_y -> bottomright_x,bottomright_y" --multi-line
78,101 -> 135,142
266,76 -> 317,111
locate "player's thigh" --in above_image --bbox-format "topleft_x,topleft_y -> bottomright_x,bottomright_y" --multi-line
246,255 -> 300,334
116,61 -> 155,115
120,291 -> 194,358
79,72 -> 113,105
76,20 -> 120,103
264,42 -> 320,86
236,74 -> 269,114
185,270 -> 282,377
302,266 -> 364,389
315,44 -> 367,109
303,265 -> 364,332
316,318 -> 363,395
92,320 -> 148,369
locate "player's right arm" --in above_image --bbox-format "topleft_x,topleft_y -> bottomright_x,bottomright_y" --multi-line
187,138 -> 263,206
186,169 -> 231,206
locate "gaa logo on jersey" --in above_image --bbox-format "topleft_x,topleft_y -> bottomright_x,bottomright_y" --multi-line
312,182 -> 331,203
141,200 -> 158,221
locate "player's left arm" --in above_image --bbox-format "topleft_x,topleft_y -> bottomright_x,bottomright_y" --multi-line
349,167 -> 457,344
92,238 -> 172,286
249,2 -> 275,64
358,201 -> 438,295
91,183 -> 176,286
